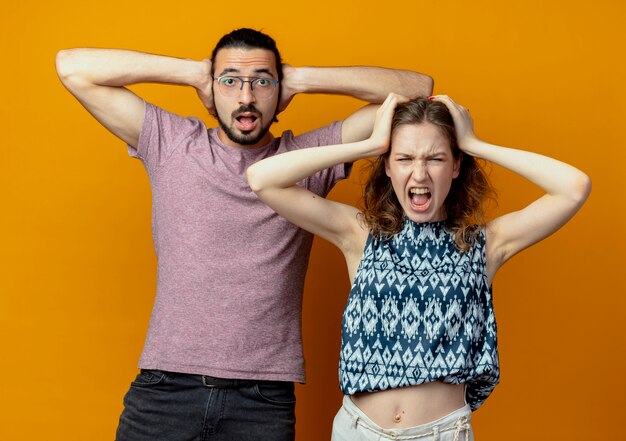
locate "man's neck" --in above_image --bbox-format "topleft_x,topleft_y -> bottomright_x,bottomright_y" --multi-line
216,127 -> 273,149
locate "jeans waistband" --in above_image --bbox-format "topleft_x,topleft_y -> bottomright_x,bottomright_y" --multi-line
148,370 -> 290,389
200,375 -> 263,389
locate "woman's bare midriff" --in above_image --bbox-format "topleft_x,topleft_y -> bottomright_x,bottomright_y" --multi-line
350,382 -> 465,429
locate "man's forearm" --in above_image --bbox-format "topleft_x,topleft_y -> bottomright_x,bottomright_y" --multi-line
56,48 -> 209,90
56,48 -> 213,146
284,66 -> 433,103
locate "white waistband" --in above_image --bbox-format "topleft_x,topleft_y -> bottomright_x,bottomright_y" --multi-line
341,395 -> 472,440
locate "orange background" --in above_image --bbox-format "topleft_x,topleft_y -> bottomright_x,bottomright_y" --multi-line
1,1 -> 624,440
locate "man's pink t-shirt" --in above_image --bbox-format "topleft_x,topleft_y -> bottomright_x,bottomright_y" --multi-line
128,102 -> 347,382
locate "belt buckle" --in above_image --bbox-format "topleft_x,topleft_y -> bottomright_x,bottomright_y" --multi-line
202,376 -> 219,388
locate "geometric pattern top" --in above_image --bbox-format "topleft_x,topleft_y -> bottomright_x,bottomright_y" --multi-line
339,220 -> 499,410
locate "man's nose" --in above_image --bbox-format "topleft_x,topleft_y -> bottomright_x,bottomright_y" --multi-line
238,81 -> 256,103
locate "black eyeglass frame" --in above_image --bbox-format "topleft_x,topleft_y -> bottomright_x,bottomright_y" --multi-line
214,75 -> 279,98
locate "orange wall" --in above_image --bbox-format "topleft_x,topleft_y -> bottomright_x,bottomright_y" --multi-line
1,1 -> 624,440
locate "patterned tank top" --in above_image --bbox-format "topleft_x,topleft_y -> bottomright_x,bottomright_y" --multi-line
339,220 -> 499,410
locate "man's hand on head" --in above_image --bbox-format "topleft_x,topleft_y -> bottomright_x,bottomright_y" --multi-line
195,58 -> 216,116
277,64 -> 297,114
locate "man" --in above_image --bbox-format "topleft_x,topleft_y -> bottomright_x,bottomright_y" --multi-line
56,28 -> 432,441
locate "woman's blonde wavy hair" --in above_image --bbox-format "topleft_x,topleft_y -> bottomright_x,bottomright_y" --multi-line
359,97 -> 495,252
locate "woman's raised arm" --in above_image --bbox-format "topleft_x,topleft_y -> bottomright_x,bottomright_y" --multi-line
434,95 -> 592,282
247,93 -> 401,252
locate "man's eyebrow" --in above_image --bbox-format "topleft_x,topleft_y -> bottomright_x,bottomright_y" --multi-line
218,68 -> 275,78
218,68 -> 240,76
253,68 -> 275,78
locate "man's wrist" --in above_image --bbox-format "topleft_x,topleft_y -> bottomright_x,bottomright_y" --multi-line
282,66 -> 346,96
282,65 -> 305,95
188,59 -> 211,89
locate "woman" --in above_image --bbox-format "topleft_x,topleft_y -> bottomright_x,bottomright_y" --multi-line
247,94 -> 591,440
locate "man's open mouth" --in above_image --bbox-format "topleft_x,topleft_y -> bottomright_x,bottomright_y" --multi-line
235,113 -> 258,132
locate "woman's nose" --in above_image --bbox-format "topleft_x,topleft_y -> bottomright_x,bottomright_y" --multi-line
412,162 -> 427,180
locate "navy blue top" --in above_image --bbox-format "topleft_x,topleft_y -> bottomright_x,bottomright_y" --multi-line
339,220 -> 499,410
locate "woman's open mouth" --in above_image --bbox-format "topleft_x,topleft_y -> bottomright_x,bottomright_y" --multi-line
409,187 -> 431,212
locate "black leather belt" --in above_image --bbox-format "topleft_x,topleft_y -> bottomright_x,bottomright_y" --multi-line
146,370 -> 288,389
200,375 -> 260,389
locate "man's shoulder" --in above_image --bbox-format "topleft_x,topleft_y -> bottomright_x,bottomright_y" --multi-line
275,121 -> 342,150
145,101 -> 207,128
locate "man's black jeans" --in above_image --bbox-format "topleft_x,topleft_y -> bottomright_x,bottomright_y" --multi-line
115,370 -> 296,441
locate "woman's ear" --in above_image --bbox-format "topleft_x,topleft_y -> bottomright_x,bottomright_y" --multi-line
452,153 -> 462,179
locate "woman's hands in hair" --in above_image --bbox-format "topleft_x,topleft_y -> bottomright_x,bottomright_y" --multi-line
369,93 -> 407,156
428,96 -> 591,284
431,95 -> 479,153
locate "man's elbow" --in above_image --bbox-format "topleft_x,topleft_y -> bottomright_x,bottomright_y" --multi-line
420,74 -> 434,97
399,71 -> 434,98
410,73 -> 434,98
55,49 -> 74,82
55,49 -> 87,89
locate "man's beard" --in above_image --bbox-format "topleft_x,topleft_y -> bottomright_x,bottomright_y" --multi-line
215,104 -> 275,146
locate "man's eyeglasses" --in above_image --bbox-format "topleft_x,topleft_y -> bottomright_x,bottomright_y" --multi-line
215,76 -> 278,99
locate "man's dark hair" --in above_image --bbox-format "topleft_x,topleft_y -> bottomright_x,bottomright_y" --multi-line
211,28 -> 283,82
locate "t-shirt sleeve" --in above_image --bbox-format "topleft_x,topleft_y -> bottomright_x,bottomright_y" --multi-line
128,101 -> 204,175
288,121 -> 352,197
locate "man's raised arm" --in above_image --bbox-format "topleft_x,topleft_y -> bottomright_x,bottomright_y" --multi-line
55,48 -> 212,148
279,65 -> 433,143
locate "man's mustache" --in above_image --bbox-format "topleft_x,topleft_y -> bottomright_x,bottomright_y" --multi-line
232,105 -> 260,118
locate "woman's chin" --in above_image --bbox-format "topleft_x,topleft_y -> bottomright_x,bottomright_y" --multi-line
403,202 -> 445,223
